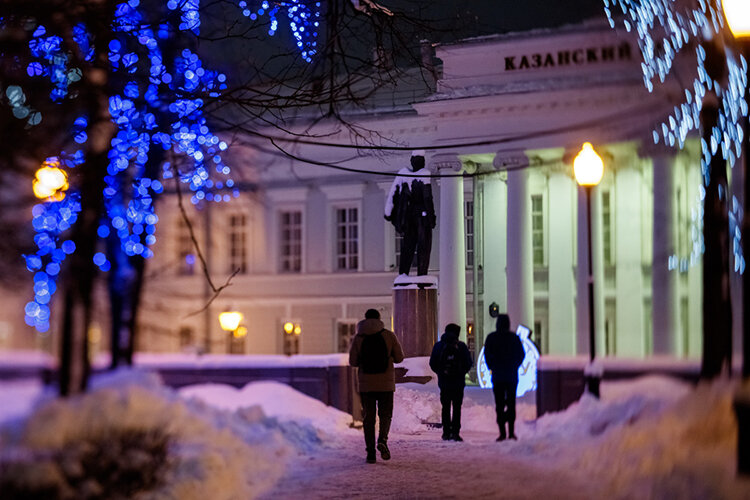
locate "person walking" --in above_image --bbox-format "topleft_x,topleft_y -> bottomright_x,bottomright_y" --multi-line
483,313 -> 525,441
429,323 -> 473,441
349,309 -> 405,463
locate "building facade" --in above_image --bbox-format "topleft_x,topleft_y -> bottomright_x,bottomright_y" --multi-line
3,20 -> 742,365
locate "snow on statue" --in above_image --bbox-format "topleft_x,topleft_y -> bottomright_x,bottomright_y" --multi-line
384,150 -> 436,277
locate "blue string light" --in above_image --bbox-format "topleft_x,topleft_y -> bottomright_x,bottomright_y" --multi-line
19,0 -> 323,333
236,0 -> 321,62
603,0 -> 749,273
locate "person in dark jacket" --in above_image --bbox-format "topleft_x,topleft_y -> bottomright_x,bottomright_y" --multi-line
429,323 -> 473,441
483,313 -> 526,441
349,309 -> 405,463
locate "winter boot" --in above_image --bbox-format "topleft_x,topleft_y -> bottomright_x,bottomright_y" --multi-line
441,424 -> 451,440
452,433 -> 463,442
366,449 -> 376,464
496,424 -> 507,442
377,440 -> 391,460
508,421 -> 517,440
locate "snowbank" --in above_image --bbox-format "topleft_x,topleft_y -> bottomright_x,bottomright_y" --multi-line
0,370 -> 318,499
179,380 -> 357,437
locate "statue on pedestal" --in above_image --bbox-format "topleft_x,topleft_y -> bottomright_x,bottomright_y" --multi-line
384,150 -> 436,277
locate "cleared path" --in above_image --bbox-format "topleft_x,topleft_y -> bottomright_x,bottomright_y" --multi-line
259,428 -> 601,499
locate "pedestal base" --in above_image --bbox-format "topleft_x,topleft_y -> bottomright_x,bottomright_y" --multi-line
392,282 -> 437,357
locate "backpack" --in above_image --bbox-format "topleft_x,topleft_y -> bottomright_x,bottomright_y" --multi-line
440,341 -> 462,378
359,330 -> 389,374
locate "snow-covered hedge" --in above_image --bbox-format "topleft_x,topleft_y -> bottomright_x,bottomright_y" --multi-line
0,370 -> 292,499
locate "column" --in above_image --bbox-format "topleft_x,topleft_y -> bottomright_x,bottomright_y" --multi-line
614,150 -> 646,356
649,147 -> 680,354
547,157 -> 577,354
433,153 -> 467,341
506,166 -> 534,330
481,170 -> 508,333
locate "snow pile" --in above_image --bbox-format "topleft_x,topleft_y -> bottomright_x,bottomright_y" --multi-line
578,378 -> 745,499
0,370 -> 301,499
0,378 -> 47,427
179,381 -> 357,438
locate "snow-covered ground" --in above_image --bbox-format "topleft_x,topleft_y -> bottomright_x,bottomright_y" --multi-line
1,365 -> 749,499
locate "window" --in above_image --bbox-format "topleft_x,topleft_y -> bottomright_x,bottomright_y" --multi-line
229,214 -> 247,274
280,210 -> 302,273
531,194 -> 544,267
602,191 -> 613,266
179,327 -> 193,349
465,200 -> 475,268
337,321 -> 357,353
335,207 -> 359,271
177,218 -> 195,275
534,320 -> 544,354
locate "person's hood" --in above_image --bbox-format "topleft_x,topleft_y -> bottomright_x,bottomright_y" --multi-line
440,331 -> 459,343
357,318 -> 385,335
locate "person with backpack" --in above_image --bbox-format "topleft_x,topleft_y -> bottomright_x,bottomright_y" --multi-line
429,323 -> 473,441
349,308 -> 405,464
483,313 -> 526,441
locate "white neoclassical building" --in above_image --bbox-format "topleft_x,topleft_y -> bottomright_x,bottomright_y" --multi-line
2,20 -> 742,366
131,19 -> 741,363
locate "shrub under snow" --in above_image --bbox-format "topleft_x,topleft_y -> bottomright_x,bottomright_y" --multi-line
0,370 -> 293,500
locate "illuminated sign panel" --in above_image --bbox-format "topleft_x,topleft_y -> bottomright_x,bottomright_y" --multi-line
477,325 -> 540,397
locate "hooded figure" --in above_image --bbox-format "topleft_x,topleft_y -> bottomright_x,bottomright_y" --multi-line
429,323 -> 473,441
384,151 -> 436,276
349,309 -> 404,464
483,313 -> 525,441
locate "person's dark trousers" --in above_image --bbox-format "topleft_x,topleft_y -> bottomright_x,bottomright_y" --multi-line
440,386 -> 464,437
492,380 -> 518,436
361,391 -> 394,451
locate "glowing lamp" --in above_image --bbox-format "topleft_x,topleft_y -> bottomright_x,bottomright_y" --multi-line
33,162 -> 69,200
573,142 -> 604,187
233,326 -> 247,339
283,322 -> 294,334
723,0 -> 750,39
219,311 -> 243,332
293,325 -> 301,336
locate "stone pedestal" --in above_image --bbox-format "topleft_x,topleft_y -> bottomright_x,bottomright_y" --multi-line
392,281 -> 438,357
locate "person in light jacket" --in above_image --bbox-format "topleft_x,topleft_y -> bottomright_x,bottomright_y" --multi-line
349,309 -> 405,463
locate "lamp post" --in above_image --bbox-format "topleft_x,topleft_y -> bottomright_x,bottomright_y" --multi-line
723,0 -> 750,476
574,142 -> 604,398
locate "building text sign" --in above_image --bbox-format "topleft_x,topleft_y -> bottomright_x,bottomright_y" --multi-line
503,42 -> 632,72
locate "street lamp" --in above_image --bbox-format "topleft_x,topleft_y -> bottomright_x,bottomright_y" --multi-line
33,160 -> 68,201
218,311 -> 243,334
724,0 -> 750,476
574,142 -> 604,398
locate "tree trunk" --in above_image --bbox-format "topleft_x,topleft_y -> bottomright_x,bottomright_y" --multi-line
701,102 -> 733,379
58,149 -> 107,396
